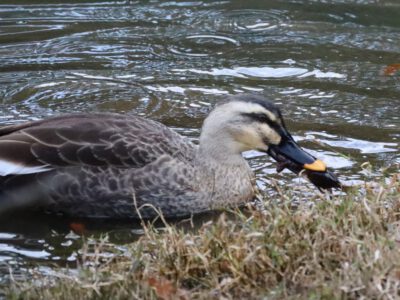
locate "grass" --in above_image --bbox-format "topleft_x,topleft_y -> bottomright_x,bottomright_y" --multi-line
6,173 -> 400,299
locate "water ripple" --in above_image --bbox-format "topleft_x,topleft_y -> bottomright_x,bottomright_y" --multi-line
173,65 -> 345,79
166,34 -> 240,57
191,9 -> 290,35
0,0 -> 399,281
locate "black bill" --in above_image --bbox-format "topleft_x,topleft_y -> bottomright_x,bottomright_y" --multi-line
267,135 -> 341,190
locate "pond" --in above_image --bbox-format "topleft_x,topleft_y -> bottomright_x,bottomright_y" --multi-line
0,0 -> 399,287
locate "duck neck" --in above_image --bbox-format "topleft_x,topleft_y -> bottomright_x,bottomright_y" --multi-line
194,130 -> 256,208
196,132 -> 245,166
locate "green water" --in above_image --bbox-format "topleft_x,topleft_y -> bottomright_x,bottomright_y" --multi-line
0,0 -> 399,286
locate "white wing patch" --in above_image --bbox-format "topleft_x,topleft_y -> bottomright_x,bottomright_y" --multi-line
0,160 -> 53,176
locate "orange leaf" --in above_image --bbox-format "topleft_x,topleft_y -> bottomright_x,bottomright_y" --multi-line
383,63 -> 400,76
69,222 -> 86,235
147,276 -> 176,300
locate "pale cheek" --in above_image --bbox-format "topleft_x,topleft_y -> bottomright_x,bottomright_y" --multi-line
259,124 -> 281,145
231,125 -> 281,151
233,127 -> 266,151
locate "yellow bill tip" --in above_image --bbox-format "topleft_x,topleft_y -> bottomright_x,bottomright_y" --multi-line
303,159 -> 327,172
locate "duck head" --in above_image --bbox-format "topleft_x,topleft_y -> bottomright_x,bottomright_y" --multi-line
200,94 -> 341,190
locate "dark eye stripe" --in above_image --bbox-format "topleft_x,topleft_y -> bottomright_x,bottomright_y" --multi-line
241,112 -> 277,127
241,112 -> 288,138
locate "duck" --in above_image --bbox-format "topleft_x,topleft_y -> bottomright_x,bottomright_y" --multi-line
0,94 -> 340,219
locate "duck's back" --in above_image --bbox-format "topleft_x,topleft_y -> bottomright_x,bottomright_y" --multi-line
0,113 -> 197,217
0,113 -> 195,169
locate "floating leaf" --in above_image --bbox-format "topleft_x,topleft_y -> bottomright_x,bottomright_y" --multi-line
69,222 -> 86,235
383,63 -> 400,76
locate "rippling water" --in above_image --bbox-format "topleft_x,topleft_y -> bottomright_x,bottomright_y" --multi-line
0,0 -> 399,286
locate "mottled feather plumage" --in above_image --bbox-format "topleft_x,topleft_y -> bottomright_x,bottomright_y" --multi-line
0,113 -> 205,218
0,95 -> 336,219
0,102 -> 257,218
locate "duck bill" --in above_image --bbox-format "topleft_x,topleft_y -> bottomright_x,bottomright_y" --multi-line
268,139 -> 327,172
266,134 -> 341,190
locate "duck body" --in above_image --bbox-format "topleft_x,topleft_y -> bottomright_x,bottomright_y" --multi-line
0,95 -> 339,219
0,112 -> 254,218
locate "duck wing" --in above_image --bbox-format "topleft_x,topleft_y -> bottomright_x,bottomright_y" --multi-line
0,113 -> 194,176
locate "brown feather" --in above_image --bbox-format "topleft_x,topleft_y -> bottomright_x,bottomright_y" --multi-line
0,113 -> 193,173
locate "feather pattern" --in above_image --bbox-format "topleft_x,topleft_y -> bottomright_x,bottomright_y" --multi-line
0,113 -> 194,170
1,95 -> 330,219
0,111 -> 255,218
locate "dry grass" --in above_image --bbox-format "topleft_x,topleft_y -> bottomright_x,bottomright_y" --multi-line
7,173 -> 400,299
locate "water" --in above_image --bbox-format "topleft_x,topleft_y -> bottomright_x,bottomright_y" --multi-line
0,0 -> 399,286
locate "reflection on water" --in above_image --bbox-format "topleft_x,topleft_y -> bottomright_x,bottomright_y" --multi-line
0,0 -> 399,286
176,65 -> 346,78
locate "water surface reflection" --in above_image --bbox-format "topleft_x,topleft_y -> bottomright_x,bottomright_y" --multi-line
0,0 -> 399,285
